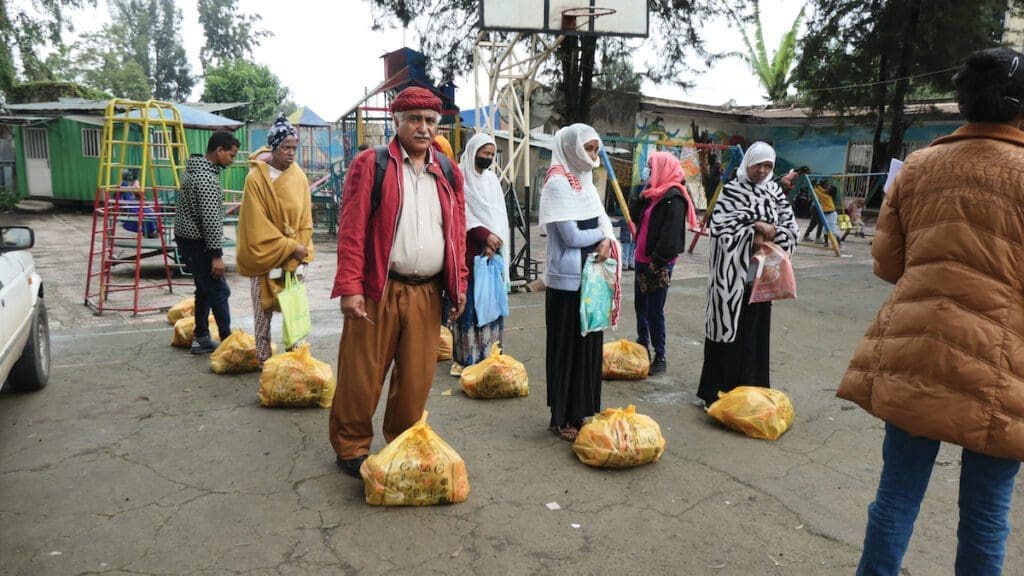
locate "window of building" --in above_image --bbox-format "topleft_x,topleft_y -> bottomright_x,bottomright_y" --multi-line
81,128 -> 102,157
150,131 -> 169,160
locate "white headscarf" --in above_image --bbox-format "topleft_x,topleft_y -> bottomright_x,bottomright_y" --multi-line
460,132 -> 511,285
736,141 -> 776,185
538,124 -> 612,238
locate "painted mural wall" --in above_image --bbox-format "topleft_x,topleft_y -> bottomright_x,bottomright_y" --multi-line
630,109 -> 965,204
630,111 -> 750,207
744,122 -> 964,176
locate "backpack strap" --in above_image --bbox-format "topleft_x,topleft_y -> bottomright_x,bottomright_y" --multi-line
371,145 -> 389,214
369,144 -> 457,215
434,152 -> 457,191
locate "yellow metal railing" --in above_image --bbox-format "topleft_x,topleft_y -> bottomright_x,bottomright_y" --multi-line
85,99 -> 191,315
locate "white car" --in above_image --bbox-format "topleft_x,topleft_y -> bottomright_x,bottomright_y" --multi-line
0,226 -> 49,391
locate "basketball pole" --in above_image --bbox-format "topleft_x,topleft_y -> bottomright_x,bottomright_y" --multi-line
474,3 -> 647,281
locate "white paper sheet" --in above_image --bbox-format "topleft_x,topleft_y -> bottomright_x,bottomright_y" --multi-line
884,158 -> 904,195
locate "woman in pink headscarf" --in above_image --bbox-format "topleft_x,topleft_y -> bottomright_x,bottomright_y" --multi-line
628,151 -> 691,375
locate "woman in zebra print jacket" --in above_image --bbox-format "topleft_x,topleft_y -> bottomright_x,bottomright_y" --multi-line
696,142 -> 799,407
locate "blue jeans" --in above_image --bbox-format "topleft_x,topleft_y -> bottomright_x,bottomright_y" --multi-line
634,261 -> 673,359
621,242 -> 636,268
823,211 -> 840,239
178,243 -> 231,340
857,423 -> 1020,576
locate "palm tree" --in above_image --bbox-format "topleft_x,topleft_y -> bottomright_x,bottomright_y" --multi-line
725,1 -> 806,103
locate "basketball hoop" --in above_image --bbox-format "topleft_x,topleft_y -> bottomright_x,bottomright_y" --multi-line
561,6 -> 617,32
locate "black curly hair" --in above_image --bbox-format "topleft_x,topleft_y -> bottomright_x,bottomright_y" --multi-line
953,47 -> 1024,123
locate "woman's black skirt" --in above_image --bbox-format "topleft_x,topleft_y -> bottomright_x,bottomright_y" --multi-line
697,288 -> 772,406
545,287 -> 603,428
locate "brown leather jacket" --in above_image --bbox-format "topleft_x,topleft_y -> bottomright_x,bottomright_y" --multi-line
838,122 -> 1024,461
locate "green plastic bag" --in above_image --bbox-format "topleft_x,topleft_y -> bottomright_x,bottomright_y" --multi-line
277,271 -> 311,348
579,254 -> 617,336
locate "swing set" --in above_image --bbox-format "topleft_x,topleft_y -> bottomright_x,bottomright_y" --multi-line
789,172 -> 887,255
599,138 -> 733,240
683,146 -> 877,257
600,140 -> 888,259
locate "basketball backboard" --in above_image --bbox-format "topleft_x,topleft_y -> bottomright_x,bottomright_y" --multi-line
480,0 -> 648,38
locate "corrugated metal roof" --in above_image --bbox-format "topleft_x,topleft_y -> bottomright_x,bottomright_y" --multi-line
744,101 -> 959,120
0,115 -> 53,125
124,104 -> 242,128
5,98 -> 108,112
4,99 -> 242,128
288,106 -> 330,127
64,114 -> 106,126
185,102 -> 247,113
639,95 -> 961,123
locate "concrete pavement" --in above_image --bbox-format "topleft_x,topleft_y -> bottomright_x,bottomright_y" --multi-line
1,211 -> 1021,575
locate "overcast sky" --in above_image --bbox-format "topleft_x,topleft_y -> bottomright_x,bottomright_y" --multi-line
64,0 -> 807,121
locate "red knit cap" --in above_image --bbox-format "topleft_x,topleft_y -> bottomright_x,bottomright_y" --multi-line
391,86 -> 442,113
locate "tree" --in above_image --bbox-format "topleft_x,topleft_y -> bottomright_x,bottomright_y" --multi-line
45,24 -> 151,100
278,98 -> 299,118
365,0 -> 740,123
1,0 -> 96,91
556,38 -> 642,124
594,40 -> 643,94
793,0 -> 1005,172
150,0 -> 193,100
6,80 -> 109,104
109,0 -> 194,101
202,60 -> 288,122
197,0 -> 271,70
724,0 -> 805,103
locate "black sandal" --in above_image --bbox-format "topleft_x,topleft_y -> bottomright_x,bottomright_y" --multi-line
549,425 -> 578,442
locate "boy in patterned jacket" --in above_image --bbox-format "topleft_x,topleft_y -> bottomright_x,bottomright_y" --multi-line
174,131 -> 240,354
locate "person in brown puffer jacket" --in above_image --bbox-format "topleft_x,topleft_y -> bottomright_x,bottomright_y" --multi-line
837,47 -> 1024,576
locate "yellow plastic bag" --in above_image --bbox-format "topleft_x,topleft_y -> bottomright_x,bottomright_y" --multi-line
258,343 -> 336,408
706,386 -> 795,440
460,342 -> 528,399
210,330 -> 277,374
573,405 -> 666,468
166,297 -> 195,324
437,326 -> 453,361
361,411 -> 470,506
171,315 -> 217,348
602,340 -> 650,380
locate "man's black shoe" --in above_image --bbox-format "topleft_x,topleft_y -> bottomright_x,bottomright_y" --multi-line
650,357 -> 667,375
336,455 -> 367,479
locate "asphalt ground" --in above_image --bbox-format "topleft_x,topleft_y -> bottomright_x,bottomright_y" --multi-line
1,211 -> 1022,575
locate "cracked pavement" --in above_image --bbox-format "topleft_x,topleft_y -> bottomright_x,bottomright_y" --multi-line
1,212 -> 1022,575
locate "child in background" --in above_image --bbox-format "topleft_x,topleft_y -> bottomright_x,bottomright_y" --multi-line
841,197 -> 866,240
802,179 -> 827,243
118,169 -> 159,238
612,216 -> 636,270
814,184 -> 840,246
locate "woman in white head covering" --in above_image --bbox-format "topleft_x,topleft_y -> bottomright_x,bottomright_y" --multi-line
538,123 -> 619,441
450,133 -> 511,374
697,141 -> 799,406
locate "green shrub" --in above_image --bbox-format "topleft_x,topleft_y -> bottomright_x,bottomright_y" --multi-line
0,190 -> 23,210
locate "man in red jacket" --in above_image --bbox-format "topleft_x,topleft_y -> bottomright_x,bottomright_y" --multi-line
329,86 -> 468,477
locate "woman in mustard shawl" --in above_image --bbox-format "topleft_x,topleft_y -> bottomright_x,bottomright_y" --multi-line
236,114 -> 314,365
